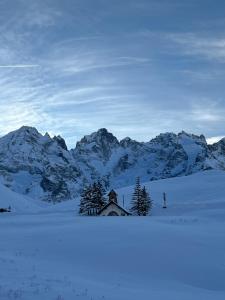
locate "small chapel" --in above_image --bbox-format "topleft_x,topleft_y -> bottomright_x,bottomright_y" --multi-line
98,190 -> 131,216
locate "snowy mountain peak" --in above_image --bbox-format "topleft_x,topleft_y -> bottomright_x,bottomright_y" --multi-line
44,132 -> 51,138
0,126 -> 225,202
9,125 -> 41,139
178,131 -> 207,143
0,126 -> 82,202
53,135 -> 68,151
209,138 -> 225,160
74,128 -> 119,161
18,125 -> 39,133
120,137 -> 142,149
0,126 -> 43,151
149,132 -> 178,146
78,128 -> 119,144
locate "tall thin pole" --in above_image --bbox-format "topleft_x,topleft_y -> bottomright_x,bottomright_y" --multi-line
163,192 -> 167,208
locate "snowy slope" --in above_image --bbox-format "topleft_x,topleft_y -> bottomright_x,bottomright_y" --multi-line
117,170 -> 225,217
0,182 -> 40,213
0,170 -> 225,299
46,170 -> 225,220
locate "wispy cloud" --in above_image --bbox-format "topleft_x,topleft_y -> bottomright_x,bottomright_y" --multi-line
0,65 -> 40,68
0,0 -> 225,147
190,99 -> 224,123
167,33 -> 225,62
45,44 -> 152,75
61,57 -> 151,74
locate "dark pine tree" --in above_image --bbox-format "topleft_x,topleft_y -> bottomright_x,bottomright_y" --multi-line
97,180 -> 107,207
140,186 -> 152,216
79,181 -> 107,216
130,177 -> 142,216
79,185 -> 93,215
91,181 -> 107,213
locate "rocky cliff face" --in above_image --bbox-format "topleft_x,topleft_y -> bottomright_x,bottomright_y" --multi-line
209,138 -> 225,169
0,126 -> 223,202
72,130 -> 215,189
0,126 -> 83,202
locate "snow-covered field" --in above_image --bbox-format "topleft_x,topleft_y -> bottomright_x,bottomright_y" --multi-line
0,170 -> 225,299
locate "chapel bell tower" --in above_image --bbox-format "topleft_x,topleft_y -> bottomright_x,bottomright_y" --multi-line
108,189 -> 118,204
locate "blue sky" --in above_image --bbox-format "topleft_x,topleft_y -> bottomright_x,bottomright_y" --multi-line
0,0 -> 225,147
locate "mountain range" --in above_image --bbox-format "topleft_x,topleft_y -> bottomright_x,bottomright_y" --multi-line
0,126 -> 224,202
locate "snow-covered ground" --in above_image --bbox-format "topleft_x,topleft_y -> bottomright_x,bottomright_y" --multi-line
0,170 -> 225,299
117,169 -> 225,217
0,182 -> 43,213
45,170 -> 225,217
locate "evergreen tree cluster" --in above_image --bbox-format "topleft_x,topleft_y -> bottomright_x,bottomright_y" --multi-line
130,177 -> 152,216
79,181 -> 107,215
